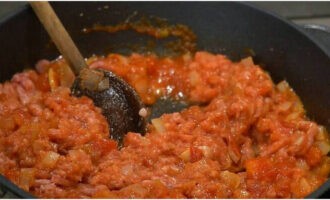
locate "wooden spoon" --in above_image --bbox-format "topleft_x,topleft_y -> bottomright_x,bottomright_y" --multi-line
30,1 -> 146,144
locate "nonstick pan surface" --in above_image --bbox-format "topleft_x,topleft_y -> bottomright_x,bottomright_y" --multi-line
0,2 -> 329,198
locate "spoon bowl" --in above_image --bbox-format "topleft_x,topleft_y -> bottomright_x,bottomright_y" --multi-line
30,1 -> 146,143
72,68 -> 146,143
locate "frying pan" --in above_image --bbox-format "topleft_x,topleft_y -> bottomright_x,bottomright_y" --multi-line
0,2 -> 329,198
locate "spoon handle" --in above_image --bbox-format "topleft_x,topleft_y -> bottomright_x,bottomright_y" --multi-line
30,1 -> 87,75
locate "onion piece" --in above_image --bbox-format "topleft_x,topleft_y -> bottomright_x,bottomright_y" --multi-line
299,178 -> 311,195
19,168 -> 36,191
220,170 -> 240,189
179,148 -> 191,162
183,52 -> 192,62
278,102 -> 292,112
41,151 -> 60,168
86,55 -> 99,65
48,68 -> 59,91
189,71 -> 201,86
316,126 -> 328,141
151,118 -> 165,133
198,146 -> 212,158
294,134 -> 305,146
316,157 -> 330,177
241,57 -> 254,67
59,64 -> 75,88
293,101 -> 304,114
286,112 -> 301,121
316,141 -> 330,155
228,146 -> 241,163
138,108 -> 148,118
296,159 -> 309,170
276,80 -> 290,93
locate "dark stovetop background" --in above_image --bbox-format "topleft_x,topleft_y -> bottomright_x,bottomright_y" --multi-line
1,2 -> 330,26
0,2 -> 329,54
0,1 -> 329,199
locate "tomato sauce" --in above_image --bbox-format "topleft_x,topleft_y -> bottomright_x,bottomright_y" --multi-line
0,52 -> 329,198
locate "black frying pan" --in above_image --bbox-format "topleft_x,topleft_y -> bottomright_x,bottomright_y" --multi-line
0,2 -> 329,198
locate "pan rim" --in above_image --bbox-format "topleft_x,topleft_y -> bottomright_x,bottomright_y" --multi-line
0,2 -> 328,199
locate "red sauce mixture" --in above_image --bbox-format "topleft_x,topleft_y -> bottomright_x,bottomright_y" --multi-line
0,52 -> 329,198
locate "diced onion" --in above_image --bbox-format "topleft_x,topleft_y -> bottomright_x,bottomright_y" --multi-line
59,64 -> 75,88
293,101 -> 304,114
234,189 -> 250,198
316,157 -> 330,177
41,151 -> 60,168
316,126 -> 328,141
151,118 -> 165,133
183,53 -> 192,62
299,178 -> 311,194
122,183 -> 148,198
198,146 -> 212,158
189,71 -> 201,86
86,55 -> 99,65
48,68 -> 59,91
241,57 -> 254,67
138,108 -> 148,118
296,159 -> 309,170
276,80 -> 290,92
286,112 -> 301,121
220,170 -> 240,189
19,168 -> 36,191
179,148 -> 191,162
228,147 -> 241,163
316,141 -> 330,155
278,102 -> 292,112
294,135 -> 305,146
121,164 -> 133,175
